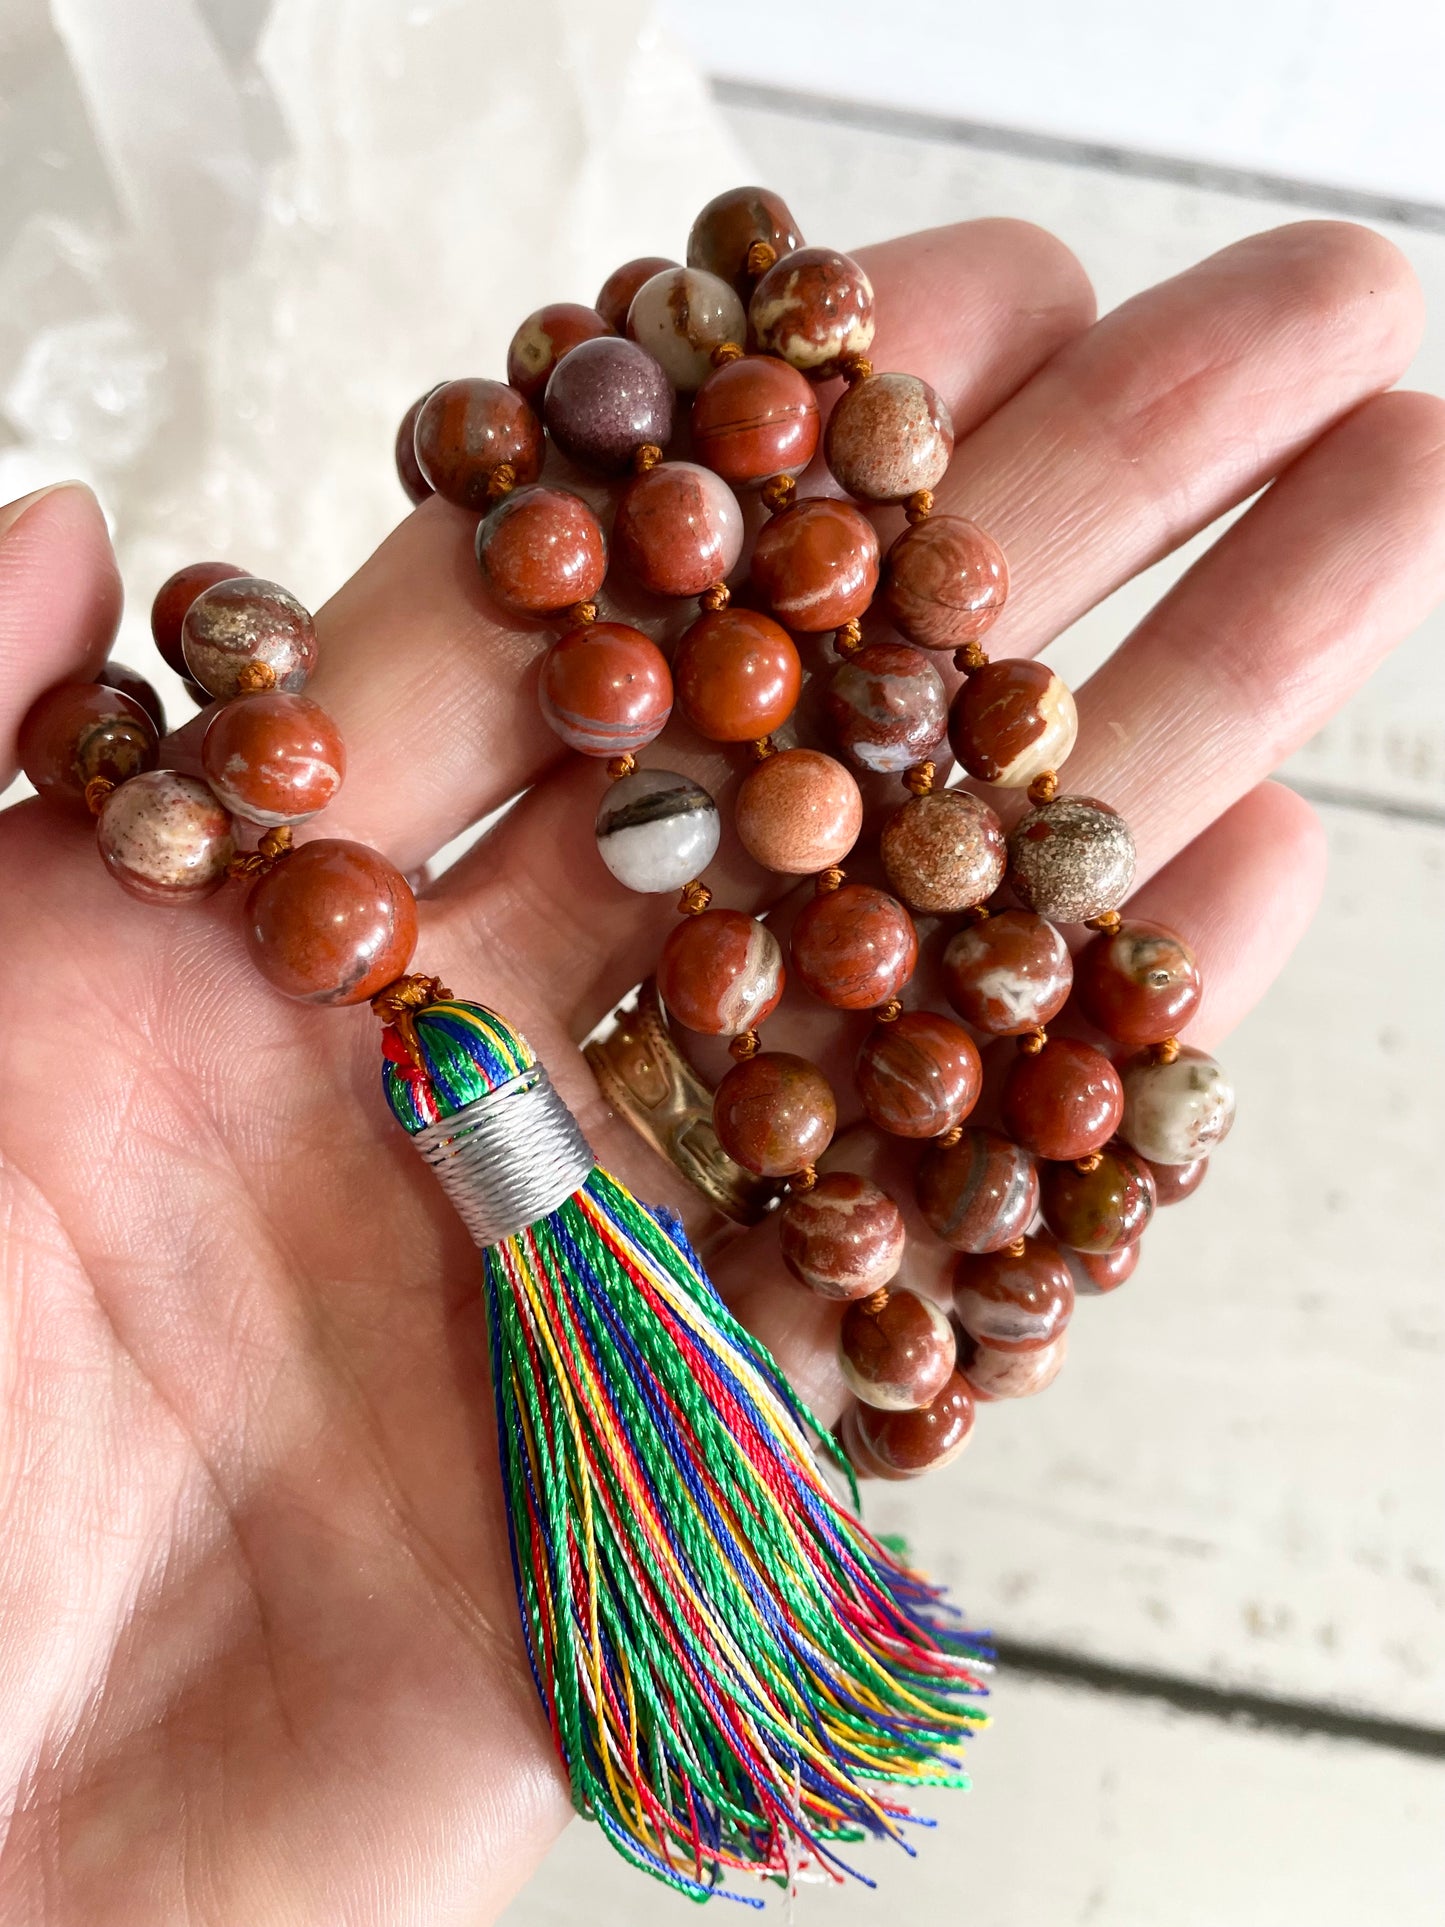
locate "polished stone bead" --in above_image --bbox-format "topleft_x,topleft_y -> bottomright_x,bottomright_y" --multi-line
688,186 -> 804,297
881,516 -> 1008,650
246,840 -> 416,1005
414,378 -> 543,508
880,787 -> 1006,914
824,642 -> 946,774
856,1011 -> 982,1139
627,267 -> 747,392
475,484 -> 607,618
506,302 -> 612,405
1147,1155 -> 1208,1206
840,1288 -> 956,1411
1062,1238 -> 1142,1296
595,767 -> 720,894
690,355 -> 819,485
845,1374 -> 975,1477
543,337 -> 675,476
1118,1046 -> 1236,1164
748,247 -> 875,375
778,1171 -> 905,1300
916,1128 -> 1039,1253
712,1051 -> 836,1177
673,607 -> 800,742
613,461 -> 744,597
19,682 -> 157,813
97,770 -> 234,905
181,577 -> 317,702
596,255 -> 680,334
1007,794 -> 1136,924
825,372 -> 953,503
394,390 -> 437,505
734,748 -> 862,875
750,497 -> 879,633
949,658 -> 1077,787
790,883 -> 917,1011
942,909 -> 1073,1036
1075,920 -> 1203,1045
954,1235 -> 1074,1352
201,692 -> 345,827
150,560 -> 247,675
961,1331 -> 1067,1402
657,906 -> 784,1034
99,663 -> 165,735
1001,1037 -> 1125,1161
538,622 -> 672,757
1040,1146 -> 1155,1253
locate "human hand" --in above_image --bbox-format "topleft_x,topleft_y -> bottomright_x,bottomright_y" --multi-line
1,216 -> 1440,1925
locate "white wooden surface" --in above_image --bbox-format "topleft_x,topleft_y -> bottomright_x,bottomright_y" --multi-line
504,81 -> 1445,1927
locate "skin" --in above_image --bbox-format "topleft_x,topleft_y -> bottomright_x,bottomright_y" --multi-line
0,217 -> 1442,1924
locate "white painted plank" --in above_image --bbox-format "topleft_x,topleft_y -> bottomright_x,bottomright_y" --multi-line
719,99 -> 1445,816
670,0 -> 1445,207
503,1671 -> 1445,1926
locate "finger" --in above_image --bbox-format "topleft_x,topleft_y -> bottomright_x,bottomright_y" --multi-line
295,219 -> 1095,871
435,223 -> 1426,1035
935,219 -> 1425,659
707,778 -> 1328,1423
1058,386 -> 1445,885
0,484 -> 123,787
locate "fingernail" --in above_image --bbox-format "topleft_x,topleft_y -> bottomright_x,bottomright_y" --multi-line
0,480 -> 93,547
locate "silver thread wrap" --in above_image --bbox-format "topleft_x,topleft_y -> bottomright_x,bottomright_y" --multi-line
410,1063 -> 595,1248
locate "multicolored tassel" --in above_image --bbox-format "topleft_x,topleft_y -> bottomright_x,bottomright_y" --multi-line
383,999 -> 990,1902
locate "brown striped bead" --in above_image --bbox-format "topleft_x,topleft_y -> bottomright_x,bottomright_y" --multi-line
690,355 -> 820,485
916,1128 -> 1039,1253
613,461 -> 743,597
839,1288 -> 956,1411
750,497 -> 878,631
538,623 -> 672,758
953,1236 -> 1074,1353
657,907 -> 785,1036
150,560 -> 248,675
824,642 -> 947,775
948,658 -> 1078,788
855,1012 -> 981,1140
181,577 -> 317,702
882,516 -> 1008,650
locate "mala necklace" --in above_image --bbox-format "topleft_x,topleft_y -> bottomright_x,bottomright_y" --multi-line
16,183 -> 1236,1901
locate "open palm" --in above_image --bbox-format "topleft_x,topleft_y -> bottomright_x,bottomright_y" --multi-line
1,216 -> 1441,1926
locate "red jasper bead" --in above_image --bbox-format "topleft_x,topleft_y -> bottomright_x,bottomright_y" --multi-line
673,607 -> 800,743
687,187 -> 803,298
778,1172 -> 905,1301
882,515 -> 1008,650
749,247 -> 875,377
880,788 -> 1006,915
941,909 -> 1073,1036
953,1235 -> 1074,1353
475,486 -> 607,617
150,560 -> 247,675
1074,919 -> 1203,1046
948,658 -> 1078,789
855,1011 -> 981,1140
537,622 -> 672,757
1147,1155 -> 1208,1206
99,662 -> 165,735
245,839 -> 417,1005
750,496 -> 879,632
201,692 -> 346,826
824,642 -> 946,775
414,378 -> 543,509
845,1374 -> 975,1478
839,1288 -> 956,1411
595,256 -> 680,335
790,883 -> 917,1011
506,303 -> 612,406
1000,1037 -> 1125,1161
690,355 -> 820,486
19,682 -> 157,813
712,1051 -> 836,1178
612,462 -> 743,597
1062,1239 -> 1142,1295
1039,1146 -> 1156,1253
394,390 -> 437,505
960,1331 -> 1067,1402
916,1128 -> 1039,1253
657,907 -> 785,1036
